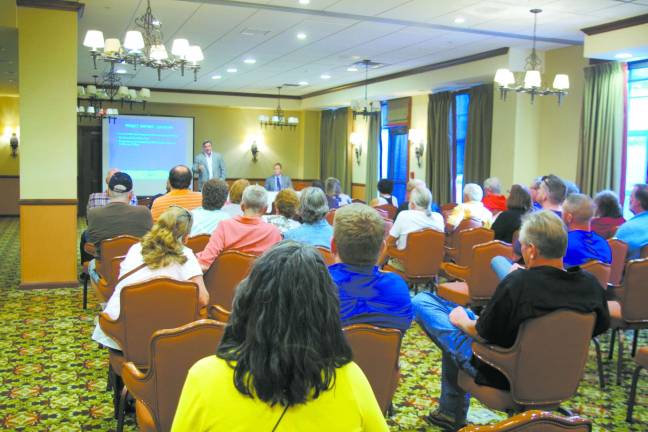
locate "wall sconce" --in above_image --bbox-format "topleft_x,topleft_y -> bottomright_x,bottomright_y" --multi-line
350,132 -> 362,166
9,133 -> 19,157
251,141 -> 259,162
409,128 -> 424,168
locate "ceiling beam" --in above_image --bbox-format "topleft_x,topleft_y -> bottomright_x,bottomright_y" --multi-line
581,13 -> 648,36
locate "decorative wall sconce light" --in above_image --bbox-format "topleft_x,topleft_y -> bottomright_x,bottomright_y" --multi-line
350,132 -> 362,165
9,133 -> 18,157
414,144 -> 424,168
408,128 -> 424,168
251,141 -> 259,162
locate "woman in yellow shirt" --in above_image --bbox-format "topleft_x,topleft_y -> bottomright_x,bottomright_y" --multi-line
172,241 -> 389,432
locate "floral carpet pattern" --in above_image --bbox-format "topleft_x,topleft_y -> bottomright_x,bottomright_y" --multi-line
0,217 -> 646,431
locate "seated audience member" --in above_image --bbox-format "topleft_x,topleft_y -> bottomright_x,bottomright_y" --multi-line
284,187 -> 333,247
373,178 -> 398,207
325,177 -> 352,209
221,179 -> 249,217
412,210 -> 609,430
311,179 -> 326,193
591,190 -> 625,239
491,184 -> 532,243
616,183 -> 648,259
384,187 -> 444,271
397,179 -> 441,218
562,194 -> 612,267
264,162 -> 292,192
564,180 -> 580,196
87,168 -> 138,211
91,206 -> 209,350
536,174 -> 567,216
329,204 -> 413,332
263,188 -> 301,234
482,177 -> 507,214
446,183 -> 494,230
529,177 -> 543,211
197,185 -> 281,271
86,172 -> 153,283
172,241 -> 388,432
190,179 -> 231,236
151,165 -> 202,221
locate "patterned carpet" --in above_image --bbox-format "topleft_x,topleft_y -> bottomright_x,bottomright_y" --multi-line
0,216 -> 646,431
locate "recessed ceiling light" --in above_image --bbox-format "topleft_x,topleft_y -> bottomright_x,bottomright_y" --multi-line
615,52 -> 633,59
244,58 -> 256,64
211,75 -> 222,80
454,16 -> 466,24
299,0 -> 310,4
299,81 -> 309,86
347,67 -> 358,72
116,68 -> 127,74
297,32 -> 307,40
320,74 -> 331,79
227,68 -> 238,73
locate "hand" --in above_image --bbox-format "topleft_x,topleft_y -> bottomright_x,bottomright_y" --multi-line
509,263 -> 525,273
449,306 -> 470,329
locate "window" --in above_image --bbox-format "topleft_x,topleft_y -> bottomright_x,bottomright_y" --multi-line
453,93 -> 470,203
379,102 -> 409,204
624,60 -> 648,218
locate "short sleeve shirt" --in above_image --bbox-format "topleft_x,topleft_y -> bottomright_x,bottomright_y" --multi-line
390,210 -> 444,249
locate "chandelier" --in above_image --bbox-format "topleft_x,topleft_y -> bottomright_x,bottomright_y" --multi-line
82,0 -> 204,81
77,73 -> 151,123
258,86 -> 299,130
494,9 -> 569,105
352,60 -> 379,120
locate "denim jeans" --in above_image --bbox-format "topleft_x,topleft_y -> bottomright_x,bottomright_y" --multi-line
412,292 -> 478,424
88,259 -> 100,284
491,256 -> 513,281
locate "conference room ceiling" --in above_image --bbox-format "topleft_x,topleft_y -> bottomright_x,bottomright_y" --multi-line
77,0 -> 648,96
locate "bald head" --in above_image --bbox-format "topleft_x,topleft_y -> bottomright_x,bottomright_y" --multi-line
169,165 -> 193,190
562,193 -> 594,228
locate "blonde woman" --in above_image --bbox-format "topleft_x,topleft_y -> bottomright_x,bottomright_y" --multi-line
92,206 -> 209,350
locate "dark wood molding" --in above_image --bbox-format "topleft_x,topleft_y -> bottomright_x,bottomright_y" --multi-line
352,182 -> 367,187
19,280 -> 80,290
0,175 -> 19,179
302,47 -> 510,99
581,13 -> 648,36
76,84 -> 302,101
17,0 -> 85,13
19,199 -> 78,206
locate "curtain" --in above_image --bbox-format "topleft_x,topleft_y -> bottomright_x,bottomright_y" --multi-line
577,62 -> 625,196
320,108 -> 351,194
365,112 -> 380,203
463,84 -> 494,185
427,92 -> 453,205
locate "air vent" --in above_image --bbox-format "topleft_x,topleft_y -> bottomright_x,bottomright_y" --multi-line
351,60 -> 386,69
282,83 -> 300,87
241,28 -> 271,37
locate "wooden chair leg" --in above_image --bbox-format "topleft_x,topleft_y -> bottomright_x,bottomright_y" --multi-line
631,330 -> 639,358
116,386 -> 128,432
617,330 -> 625,385
626,365 -> 644,423
82,275 -> 88,310
593,338 -> 605,389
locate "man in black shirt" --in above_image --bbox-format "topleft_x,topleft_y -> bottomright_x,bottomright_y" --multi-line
412,211 -> 609,430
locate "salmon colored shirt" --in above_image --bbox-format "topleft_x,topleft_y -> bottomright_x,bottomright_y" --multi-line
197,215 -> 281,268
151,189 -> 203,221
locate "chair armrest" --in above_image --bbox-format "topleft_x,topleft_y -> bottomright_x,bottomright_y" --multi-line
386,246 -> 405,260
199,306 -> 209,319
471,341 -> 517,384
121,361 -> 155,408
209,304 -> 231,322
84,243 -> 97,257
441,262 -> 470,281
98,312 -> 125,349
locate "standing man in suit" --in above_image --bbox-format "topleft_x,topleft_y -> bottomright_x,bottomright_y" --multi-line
265,162 -> 292,192
193,140 -> 226,191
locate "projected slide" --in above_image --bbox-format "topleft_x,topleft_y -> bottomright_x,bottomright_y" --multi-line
102,115 -> 194,196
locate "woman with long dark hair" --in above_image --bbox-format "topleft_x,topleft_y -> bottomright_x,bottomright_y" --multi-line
172,241 -> 388,431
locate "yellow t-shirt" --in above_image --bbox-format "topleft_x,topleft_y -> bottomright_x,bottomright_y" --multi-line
171,356 -> 389,432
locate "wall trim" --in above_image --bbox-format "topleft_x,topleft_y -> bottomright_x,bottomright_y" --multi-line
19,281 -> 80,290
351,182 -> 367,186
17,0 -> 85,14
581,13 -> 648,36
19,199 -> 78,206
0,175 -> 19,178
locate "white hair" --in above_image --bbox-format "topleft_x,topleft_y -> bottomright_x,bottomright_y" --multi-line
463,183 -> 483,202
242,185 -> 268,213
410,187 -> 432,216
483,177 -> 501,194
407,178 -> 426,192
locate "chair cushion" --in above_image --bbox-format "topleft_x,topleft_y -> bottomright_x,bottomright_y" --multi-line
437,282 -> 470,306
607,301 -> 627,329
458,369 -> 517,412
135,400 -> 157,432
636,346 -> 648,369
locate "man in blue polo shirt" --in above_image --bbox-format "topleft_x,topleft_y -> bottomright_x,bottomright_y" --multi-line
616,183 -> 648,260
329,203 -> 413,332
562,193 -> 611,267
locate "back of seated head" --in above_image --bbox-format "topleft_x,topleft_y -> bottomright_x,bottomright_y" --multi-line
202,179 -> 228,210
108,171 -> 133,202
506,184 -> 532,212
463,183 -> 483,202
564,180 -> 580,196
141,206 -> 193,269
483,177 -> 502,194
593,190 -> 622,218
633,183 -> 648,212
333,203 -> 385,266
519,210 -> 567,259
241,185 -> 268,214
377,178 -> 394,195
311,180 -> 325,192
299,187 -> 329,224
325,177 -> 341,196
274,188 -> 299,219
406,178 -> 426,192
217,241 -> 352,407
410,186 -> 433,215
562,193 -> 594,225
169,165 -> 193,190
229,179 -> 250,204
540,174 -> 567,205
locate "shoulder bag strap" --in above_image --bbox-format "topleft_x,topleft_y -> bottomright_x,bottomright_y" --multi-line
115,263 -> 147,285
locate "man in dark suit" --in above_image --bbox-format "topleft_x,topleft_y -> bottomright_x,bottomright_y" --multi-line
193,140 -> 226,191
264,162 -> 292,192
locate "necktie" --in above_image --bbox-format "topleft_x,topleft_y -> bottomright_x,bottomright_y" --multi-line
276,176 -> 281,190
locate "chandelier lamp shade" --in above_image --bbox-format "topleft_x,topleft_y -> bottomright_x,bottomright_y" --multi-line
82,0 -> 203,81
259,86 -> 299,130
493,9 -> 569,105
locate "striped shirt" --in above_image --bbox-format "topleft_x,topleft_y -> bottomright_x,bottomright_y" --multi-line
151,189 -> 203,221
87,191 -> 138,211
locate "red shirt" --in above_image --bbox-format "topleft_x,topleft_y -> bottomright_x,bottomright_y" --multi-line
482,193 -> 507,214
591,216 -> 625,239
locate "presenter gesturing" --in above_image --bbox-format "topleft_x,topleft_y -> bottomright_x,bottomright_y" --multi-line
265,162 -> 292,191
193,140 -> 226,191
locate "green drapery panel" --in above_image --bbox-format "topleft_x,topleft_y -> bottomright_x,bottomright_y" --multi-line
365,112 -> 381,203
463,84 -> 494,185
427,92 -> 453,205
577,62 -> 625,196
320,108 -> 351,195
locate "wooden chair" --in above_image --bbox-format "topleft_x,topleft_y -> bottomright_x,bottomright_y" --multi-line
98,277 -> 202,431
96,255 -> 127,302
343,324 -> 402,415
185,234 -> 210,255
607,258 -> 648,384
374,204 -> 397,221
446,225 -> 495,267
607,239 -> 628,287
459,410 -> 592,431
627,345 -> 648,423
92,235 -> 139,302
316,246 -> 336,266
580,261 -> 611,290
121,319 -> 226,432
441,203 -> 458,220
458,310 -> 595,413
446,217 -> 484,248
382,229 -> 445,291
204,250 -> 257,310
209,304 -> 232,322
438,241 -> 513,307
325,209 -> 336,226
641,244 -> 648,259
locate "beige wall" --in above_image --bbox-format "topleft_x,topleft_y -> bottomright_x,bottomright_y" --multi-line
409,94 -> 428,182
351,116 -> 369,184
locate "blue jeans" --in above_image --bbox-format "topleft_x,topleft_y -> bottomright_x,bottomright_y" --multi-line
88,259 -> 100,284
491,256 -> 513,281
412,292 -> 478,424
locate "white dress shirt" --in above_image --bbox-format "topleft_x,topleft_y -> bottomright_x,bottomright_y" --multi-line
205,153 -> 213,179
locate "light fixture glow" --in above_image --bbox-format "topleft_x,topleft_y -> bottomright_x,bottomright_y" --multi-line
320,74 -> 331,79
211,75 -> 222,80
244,58 -> 257,64
523,70 -> 541,88
227,68 -> 238,73
123,31 -> 144,51
347,67 -> 358,72
297,32 -> 307,40
171,38 -> 190,57
298,81 -> 309,86
615,52 -> 633,59
83,30 -> 104,50
454,16 -> 465,24
299,0 -> 310,4
116,68 -> 127,74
